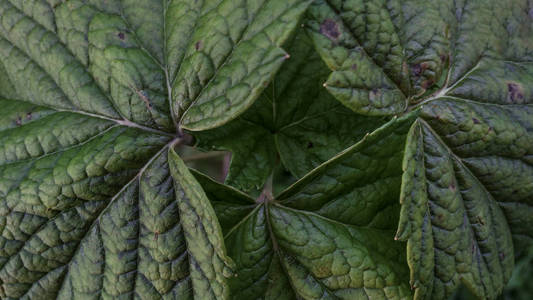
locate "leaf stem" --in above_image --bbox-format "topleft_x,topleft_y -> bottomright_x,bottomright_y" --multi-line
256,172 -> 274,204
55,108 -> 175,137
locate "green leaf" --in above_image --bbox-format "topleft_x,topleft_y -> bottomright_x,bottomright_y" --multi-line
397,119 -> 514,300
306,0 -> 533,112
498,245 -> 533,300
0,96 -> 234,298
305,0 -> 410,115
198,115 -> 416,299
168,149 -> 234,299
172,0 -> 312,131
1,0 -> 310,132
0,0 -> 314,297
194,29 -> 387,192
308,1 -> 533,299
2,0 -> 532,299
192,169 -> 257,234
0,60 -> 18,99
0,100 -> 173,298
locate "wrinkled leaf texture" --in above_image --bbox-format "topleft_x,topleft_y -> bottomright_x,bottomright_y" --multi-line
0,0 -> 310,298
197,114 -> 417,299
307,0 -> 533,299
0,0 -> 533,299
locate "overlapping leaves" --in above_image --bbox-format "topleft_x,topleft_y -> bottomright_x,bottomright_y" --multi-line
0,0 -> 532,299
197,114 -> 416,299
194,29 -> 387,192
0,0 -> 310,298
307,0 -> 533,299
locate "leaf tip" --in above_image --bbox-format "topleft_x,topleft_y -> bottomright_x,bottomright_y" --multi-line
394,222 -> 410,242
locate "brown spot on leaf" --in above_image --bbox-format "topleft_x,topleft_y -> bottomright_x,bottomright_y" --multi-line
15,117 -> 22,126
449,183 -> 456,192
314,264 -> 331,276
195,41 -> 202,51
413,63 -> 430,78
412,64 -> 423,76
499,252 -> 505,260
351,64 -> 357,70
27,112 -> 32,120
307,142 -> 314,149
320,19 -> 340,41
472,117 -> 480,124
421,79 -> 434,89
369,88 -> 382,101
117,32 -> 125,40
134,89 -> 153,110
507,82 -> 524,103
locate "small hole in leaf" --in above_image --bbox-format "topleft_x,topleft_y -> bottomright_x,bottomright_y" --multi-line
307,142 -> 314,149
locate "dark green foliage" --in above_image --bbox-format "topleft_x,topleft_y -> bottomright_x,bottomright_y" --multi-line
0,0 -> 532,299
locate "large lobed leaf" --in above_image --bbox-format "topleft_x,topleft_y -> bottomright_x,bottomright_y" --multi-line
1,0 -> 532,299
0,0 -> 311,298
194,29 -> 387,192
307,0 -> 533,299
196,114 -> 417,299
